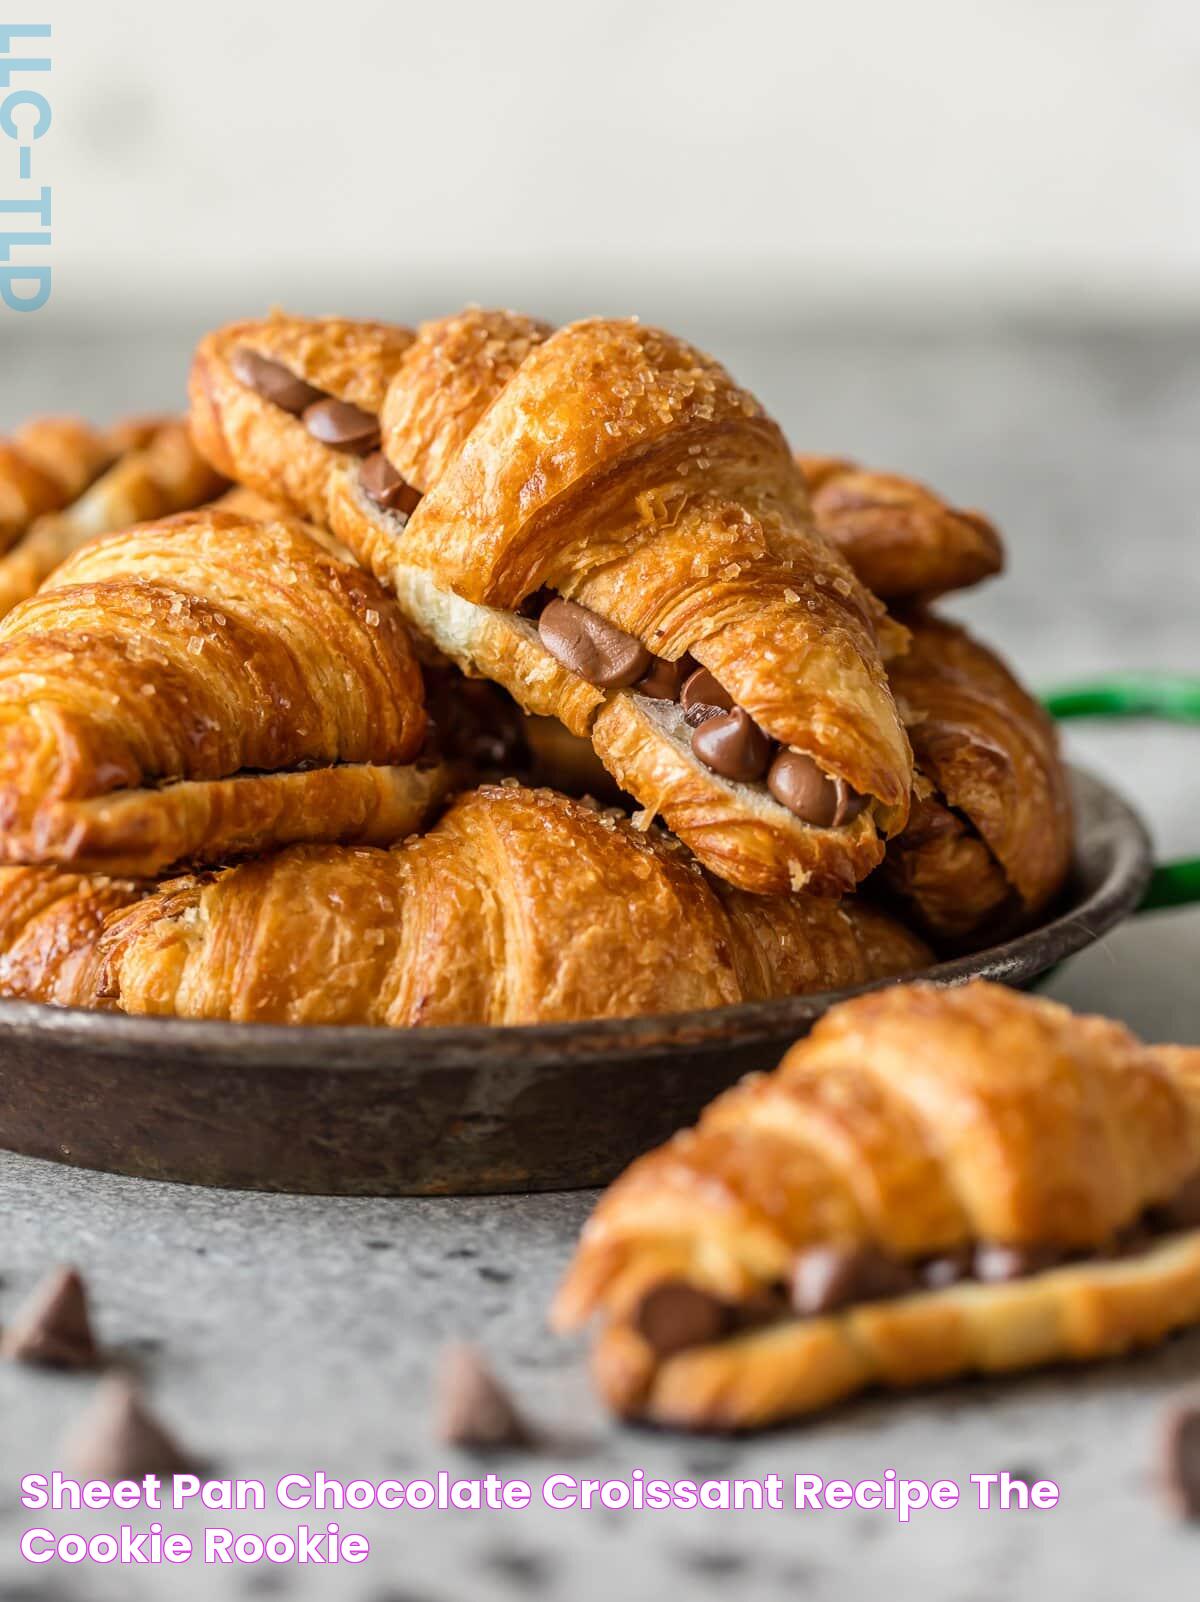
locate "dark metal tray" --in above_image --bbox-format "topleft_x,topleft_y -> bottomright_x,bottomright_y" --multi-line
0,765 -> 1156,1196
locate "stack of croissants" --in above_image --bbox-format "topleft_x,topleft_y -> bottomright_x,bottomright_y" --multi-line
9,309 -> 1200,1442
0,306 -> 1073,1025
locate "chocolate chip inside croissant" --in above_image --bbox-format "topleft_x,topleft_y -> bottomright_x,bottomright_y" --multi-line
229,344 -> 869,834
630,1170 -> 1200,1358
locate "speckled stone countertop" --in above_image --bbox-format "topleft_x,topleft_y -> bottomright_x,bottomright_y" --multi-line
0,315 -> 1197,1601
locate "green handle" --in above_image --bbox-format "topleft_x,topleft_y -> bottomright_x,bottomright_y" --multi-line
1044,675 -> 1200,912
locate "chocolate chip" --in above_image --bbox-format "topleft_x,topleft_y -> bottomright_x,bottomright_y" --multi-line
790,1245 -> 916,1317
972,1243 -> 1066,1283
302,397 -> 380,454
683,700 -> 726,729
0,1265 -> 100,1369
767,750 -> 838,825
767,750 -> 866,828
834,784 -> 868,825
691,708 -> 773,782
632,1282 -> 733,1357
65,1377 -> 198,1482
360,451 -> 422,516
919,1250 -> 972,1291
435,1343 -> 532,1449
1163,1395 -> 1200,1518
681,667 -> 734,718
537,599 -> 651,688
634,655 -> 693,701
230,347 -> 324,415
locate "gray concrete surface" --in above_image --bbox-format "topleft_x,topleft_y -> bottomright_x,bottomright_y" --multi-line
0,316 -> 1197,1600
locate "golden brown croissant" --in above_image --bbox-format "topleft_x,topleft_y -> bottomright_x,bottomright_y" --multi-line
796,454 -> 1004,603
0,866 -> 142,1007
190,310 -> 915,897
0,507 -> 449,875
0,419 -> 226,619
89,785 -> 930,1026
881,613 -> 1073,944
0,417 -> 116,553
554,980 -> 1200,1431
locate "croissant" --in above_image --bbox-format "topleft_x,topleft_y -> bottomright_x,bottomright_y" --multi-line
0,418 -> 226,619
796,454 -> 1004,603
0,507 -> 448,875
881,613 -> 1073,943
190,309 -> 915,897
0,417 -> 117,552
0,866 -> 141,1007
86,785 -> 930,1026
554,980 -> 1200,1431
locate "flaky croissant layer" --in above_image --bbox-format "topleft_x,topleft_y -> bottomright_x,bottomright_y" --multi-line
0,417 -> 225,621
881,612 -> 1073,944
555,981 -> 1200,1430
0,786 -> 931,1024
796,454 -> 1004,604
0,507 -> 447,875
96,785 -> 930,1025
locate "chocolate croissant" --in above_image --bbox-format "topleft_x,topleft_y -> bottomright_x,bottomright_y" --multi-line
190,310 -> 915,896
0,507 -> 449,876
0,416 -> 121,554
881,613 -> 1073,944
0,418 -> 225,619
797,454 -> 1003,604
88,785 -> 930,1026
554,981 -> 1200,1431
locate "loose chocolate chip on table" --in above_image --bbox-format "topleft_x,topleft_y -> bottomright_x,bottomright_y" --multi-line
435,1342 -> 532,1449
633,1282 -> 733,1358
359,451 -> 422,516
634,655 -> 694,702
0,1264 -> 100,1369
537,599 -> 651,689
66,1377 -> 198,1481
972,1242 -> 1066,1283
681,667 -> 734,719
230,347 -> 324,415
692,708 -> 773,783
1163,1394 -> 1200,1518
302,398 -> 381,454
791,1245 -> 916,1317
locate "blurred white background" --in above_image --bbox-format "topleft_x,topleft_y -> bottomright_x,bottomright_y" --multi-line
30,0 -> 1200,323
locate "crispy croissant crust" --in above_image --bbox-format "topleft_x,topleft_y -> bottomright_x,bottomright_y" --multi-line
93,784 -> 930,1026
190,311 -> 914,897
554,981 -> 1200,1430
0,865 -> 144,1006
882,613 -> 1073,942
797,454 -> 1004,603
0,419 -> 226,620
0,418 -> 115,553
0,507 -> 445,875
